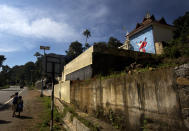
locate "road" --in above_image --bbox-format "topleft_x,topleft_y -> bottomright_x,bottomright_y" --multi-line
0,86 -> 25,107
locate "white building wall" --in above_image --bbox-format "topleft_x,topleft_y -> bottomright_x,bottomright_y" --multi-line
63,46 -> 94,81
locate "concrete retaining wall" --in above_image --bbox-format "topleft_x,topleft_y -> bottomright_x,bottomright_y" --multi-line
54,98 -> 90,131
70,66 -> 189,130
55,80 -> 70,103
55,64 -> 189,130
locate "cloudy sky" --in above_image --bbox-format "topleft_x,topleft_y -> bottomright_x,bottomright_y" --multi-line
0,0 -> 188,67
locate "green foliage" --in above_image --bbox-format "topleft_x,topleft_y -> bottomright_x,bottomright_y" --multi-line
1,65 -> 11,73
95,106 -> 104,118
157,62 -> 178,68
141,117 -> 149,131
173,11 -> 189,42
0,65 -> 11,86
163,42 -> 189,58
107,109 -> 125,129
93,37 -> 122,49
94,107 -> 126,130
163,11 -> 189,59
163,44 -> 180,58
94,41 -> 107,48
65,41 -> 83,62
0,59 -> 42,87
0,55 -> 6,68
83,29 -> 91,44
107,37 -> 123,48
0,85 -> 9,89
84,43 -> 91,51
38,96 -> 63,131
28,85 -> 35,90
136,67 -> 150,73
62,102 -> 100,131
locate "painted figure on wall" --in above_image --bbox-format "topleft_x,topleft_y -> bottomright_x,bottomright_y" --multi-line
136,37 -> 147,53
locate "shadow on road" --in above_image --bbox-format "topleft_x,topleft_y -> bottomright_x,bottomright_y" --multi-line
16,115 -> 33,119
0,104 -> 11,111
0,120 -> 11,124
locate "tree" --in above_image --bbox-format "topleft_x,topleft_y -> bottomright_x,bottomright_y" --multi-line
0,65 -> 10,86
83,29 -> 91,44
94,42 -> 107,48
83,43 -> 91,51
23,62 -> 36,84
173,11 -> 189,42
0,57 -> 44,86
2,65 -> 11,73
0,55 -> 7,86
163,11 -> 189,58
0,55 -> 6,68
9,65 -> 25,84
65,41 -> 83,61
107,37 -> 123,48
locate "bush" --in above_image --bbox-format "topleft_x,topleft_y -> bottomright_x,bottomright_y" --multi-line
163,45 -> 181,58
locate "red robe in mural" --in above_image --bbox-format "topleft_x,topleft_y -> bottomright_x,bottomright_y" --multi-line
136,37 -> 147,53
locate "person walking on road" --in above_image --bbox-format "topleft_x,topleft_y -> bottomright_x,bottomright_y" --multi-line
12,92 -> 18,117
17,96 -> 23,117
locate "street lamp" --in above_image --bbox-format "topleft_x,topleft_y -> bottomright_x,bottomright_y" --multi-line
40,46 -> 50,97
34,52 -> 43,97
30,69 -> 35,86
40,46 -> 50,55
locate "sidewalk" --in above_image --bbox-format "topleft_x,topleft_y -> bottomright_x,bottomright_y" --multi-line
0,89 -> 45,131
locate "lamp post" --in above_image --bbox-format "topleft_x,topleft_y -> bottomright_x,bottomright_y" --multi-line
30,70 -> 34,86
34,52 -> 43,97
39,46 -> 50,97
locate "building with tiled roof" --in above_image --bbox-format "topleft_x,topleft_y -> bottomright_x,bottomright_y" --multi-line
120,13 -> 175,54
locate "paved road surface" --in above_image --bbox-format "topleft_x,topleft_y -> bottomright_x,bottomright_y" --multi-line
0,86 -> 24,106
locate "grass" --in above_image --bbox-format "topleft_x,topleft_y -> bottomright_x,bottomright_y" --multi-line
94,107 -> 126,130
28,85 -> 36,90
36,96 -> 66,131
156,62 -> 179,69
135,67 -> 150,73
0,85 -> 10,90
92,71 -> 126,81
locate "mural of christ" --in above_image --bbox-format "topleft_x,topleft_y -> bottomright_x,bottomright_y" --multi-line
136,37 -> 147,53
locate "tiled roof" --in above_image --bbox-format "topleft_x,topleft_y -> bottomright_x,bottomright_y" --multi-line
127,15 -> 173,37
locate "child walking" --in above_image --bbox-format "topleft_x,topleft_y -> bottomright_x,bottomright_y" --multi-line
17,96 -> 23,117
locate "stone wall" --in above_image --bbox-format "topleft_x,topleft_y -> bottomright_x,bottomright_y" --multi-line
175,64 -> 189,129
69,65 -> 189,130
155,42 -> 164,54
